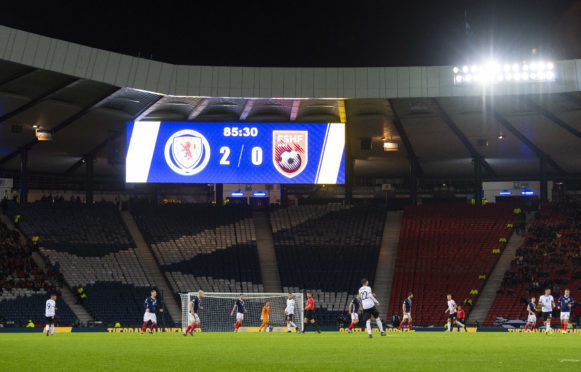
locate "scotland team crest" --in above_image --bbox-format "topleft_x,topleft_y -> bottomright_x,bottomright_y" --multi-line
273,130 -> 308,178
164,130 -> 210,176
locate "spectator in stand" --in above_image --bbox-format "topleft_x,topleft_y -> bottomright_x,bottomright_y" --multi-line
0,221 -> 58,300
31,235 -> 39,249
76,287 -> 87,304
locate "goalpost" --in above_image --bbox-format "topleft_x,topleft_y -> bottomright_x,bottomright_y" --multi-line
180,292 -> 304,332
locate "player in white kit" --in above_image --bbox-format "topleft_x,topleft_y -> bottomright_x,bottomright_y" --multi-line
444,294 -> 463,332
358,278 -> 386,338
44,294 -> 57,336
284,293 -> 298,332
539,288 -> 556,333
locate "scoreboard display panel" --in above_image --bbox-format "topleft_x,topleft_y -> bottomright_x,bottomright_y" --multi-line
126,121 -> 345,184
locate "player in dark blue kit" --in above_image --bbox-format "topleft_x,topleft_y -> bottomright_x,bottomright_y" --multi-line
230,294 -> 247,332
142,289 -> 163,334
399,293 -> 413,331
184,290 -> 205,336
347,294 -> 361,333
524,297 -> 537,331
557,289 -> 574,333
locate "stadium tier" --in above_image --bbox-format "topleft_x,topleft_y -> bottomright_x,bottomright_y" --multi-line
0,219 -> 76,326
131,204 -> 263,294
7,201 -> 173,326
387,204 -> 515,326
270,204 -> 386,325
485,205 -> 581,326
0,289 -> 76,326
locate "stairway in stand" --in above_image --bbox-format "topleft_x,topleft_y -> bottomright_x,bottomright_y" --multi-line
373,210 -> 403,319
121,211 -> 181,324
252,211 -> 282,293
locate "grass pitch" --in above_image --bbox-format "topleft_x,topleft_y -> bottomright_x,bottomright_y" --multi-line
1,331 -> 580,371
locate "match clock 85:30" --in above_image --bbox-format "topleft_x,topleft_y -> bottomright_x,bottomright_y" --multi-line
223,127 -> 258,137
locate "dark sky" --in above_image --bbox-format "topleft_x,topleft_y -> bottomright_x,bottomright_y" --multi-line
1,0 -> 580,67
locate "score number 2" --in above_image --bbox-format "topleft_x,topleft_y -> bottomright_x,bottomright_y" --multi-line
220,146 -> 263,166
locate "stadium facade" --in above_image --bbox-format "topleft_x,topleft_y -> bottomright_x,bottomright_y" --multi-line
1,25 -> 581,333
1,25 -> 581,208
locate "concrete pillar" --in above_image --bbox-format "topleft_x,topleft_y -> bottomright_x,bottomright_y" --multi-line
540,156 -> 548,204
410,157 -> 418,205
474,157 -> 483,205
216,183 -> 223,206
85,155 -> 94,205
19,147 -> 28,203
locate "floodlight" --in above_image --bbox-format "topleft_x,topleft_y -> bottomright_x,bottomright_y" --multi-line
383,141 -> 399,151
35,129 -> 53,141
480,74 -> 491,84
453,59 -> 555,85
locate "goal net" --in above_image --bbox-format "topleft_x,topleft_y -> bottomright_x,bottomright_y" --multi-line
180,292 -> 304,332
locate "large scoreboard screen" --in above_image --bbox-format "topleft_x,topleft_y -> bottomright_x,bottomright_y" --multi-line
126,122 -> 345,184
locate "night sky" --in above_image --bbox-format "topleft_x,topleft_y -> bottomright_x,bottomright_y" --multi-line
1,0 -> 580,67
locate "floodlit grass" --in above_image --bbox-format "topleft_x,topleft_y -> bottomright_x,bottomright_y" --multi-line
1,331 -> 580,371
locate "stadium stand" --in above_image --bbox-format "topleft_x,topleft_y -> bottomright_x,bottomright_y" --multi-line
131,203 -> 263,294
387,204 -> 515,326
6,201 -> 172,327
270,204 -> 386,325
0,219 -> 76,326
485,204 -> 581,326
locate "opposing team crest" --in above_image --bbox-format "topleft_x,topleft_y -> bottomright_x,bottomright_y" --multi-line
273,130 -> 308,178
164,130 -> 210,176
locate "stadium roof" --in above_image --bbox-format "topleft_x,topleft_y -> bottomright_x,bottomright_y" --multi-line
1,25 -> 581,184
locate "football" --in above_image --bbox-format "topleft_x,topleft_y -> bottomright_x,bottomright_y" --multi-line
278,150 -> 302,172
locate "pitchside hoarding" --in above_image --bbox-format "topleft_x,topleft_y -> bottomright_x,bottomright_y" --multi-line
126,122 -> 345,184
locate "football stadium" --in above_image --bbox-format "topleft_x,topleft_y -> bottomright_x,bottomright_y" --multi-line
1,2 -> 581,370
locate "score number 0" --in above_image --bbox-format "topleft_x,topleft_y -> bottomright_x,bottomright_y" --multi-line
219,146 -> 263,166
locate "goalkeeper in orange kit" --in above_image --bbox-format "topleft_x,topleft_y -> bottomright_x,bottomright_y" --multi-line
259,301 -> 270,332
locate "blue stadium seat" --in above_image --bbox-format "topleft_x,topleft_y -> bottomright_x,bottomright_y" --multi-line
132,204 -> 263,294
271,204 -> 386,325
0,291 -> 76,326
